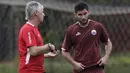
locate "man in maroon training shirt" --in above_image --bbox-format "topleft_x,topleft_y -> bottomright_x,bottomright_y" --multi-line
61,2 -> 112,73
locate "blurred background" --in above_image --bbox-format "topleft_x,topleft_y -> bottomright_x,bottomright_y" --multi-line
0,0 -> 130,73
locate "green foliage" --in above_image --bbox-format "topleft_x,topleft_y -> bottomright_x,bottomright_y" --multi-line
39,8 -> 75,49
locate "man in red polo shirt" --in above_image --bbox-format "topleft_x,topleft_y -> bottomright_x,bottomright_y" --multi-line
62,2 -> 112,73
18,1 -> 59,73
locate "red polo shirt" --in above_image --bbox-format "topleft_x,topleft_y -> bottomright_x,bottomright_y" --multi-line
18,22 -> 45,73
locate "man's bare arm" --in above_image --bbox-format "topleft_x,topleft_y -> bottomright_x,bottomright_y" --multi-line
29,43 -> 55,56
104,38 -> 112,58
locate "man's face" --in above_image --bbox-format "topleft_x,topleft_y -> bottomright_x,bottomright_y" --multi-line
37,8 -> 45,23
75,9 -> 90,24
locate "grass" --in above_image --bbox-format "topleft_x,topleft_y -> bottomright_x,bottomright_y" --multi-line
0,52 -> 130,73
44,54 -> 73,73
105,53 -> 130,73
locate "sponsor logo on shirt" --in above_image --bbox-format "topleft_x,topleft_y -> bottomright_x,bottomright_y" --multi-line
38,34 -> 40,37
76,32 -> 81,36
91,29 -> 97,35
28,32 -> 32,44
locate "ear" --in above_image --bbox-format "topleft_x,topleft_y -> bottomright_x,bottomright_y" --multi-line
88,10 -> 91,15
74,12 -> 77,17
34,10 -> 39,16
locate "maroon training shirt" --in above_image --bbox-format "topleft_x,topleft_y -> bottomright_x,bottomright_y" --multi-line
62,19 -> 109,68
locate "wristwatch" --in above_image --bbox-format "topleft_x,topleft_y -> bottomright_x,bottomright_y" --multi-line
48,43 -> 53,52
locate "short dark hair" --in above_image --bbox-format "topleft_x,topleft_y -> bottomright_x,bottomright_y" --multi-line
74,2 -> 89,13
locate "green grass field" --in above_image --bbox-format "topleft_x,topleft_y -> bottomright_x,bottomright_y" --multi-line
0,52 -> 130,73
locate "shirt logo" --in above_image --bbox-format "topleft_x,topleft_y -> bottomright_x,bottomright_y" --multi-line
28,32 -> 32,44
38,34 -> 40,37
91,29 -> 97,35
76,32 -> 81,36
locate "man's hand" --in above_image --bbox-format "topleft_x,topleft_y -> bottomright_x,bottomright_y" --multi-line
48,43 -> 57,53
73,61 -> 86,72
97,56 -> 109,66
44,50 -> 60,58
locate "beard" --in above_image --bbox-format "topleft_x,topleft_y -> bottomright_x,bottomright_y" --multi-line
76,15 -> 89,24
79,18 -> 88,25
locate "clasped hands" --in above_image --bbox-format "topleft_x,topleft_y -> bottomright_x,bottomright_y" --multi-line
46,43 -> 59,58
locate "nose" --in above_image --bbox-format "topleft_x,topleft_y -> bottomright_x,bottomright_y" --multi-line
42,13 -> 45,16
81,15 -> 85,19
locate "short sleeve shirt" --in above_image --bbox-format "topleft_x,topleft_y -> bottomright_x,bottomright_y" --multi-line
62,19 -> 109,68
18,22 -> 45,73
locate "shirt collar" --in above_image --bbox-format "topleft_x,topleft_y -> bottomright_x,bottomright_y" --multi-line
77,19 -> 91,28
26,22 -> 35,27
